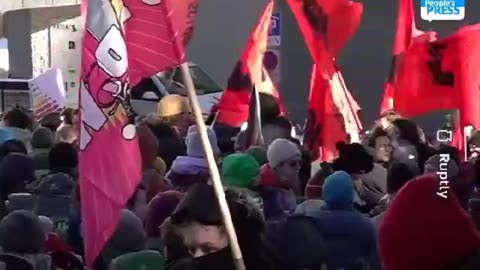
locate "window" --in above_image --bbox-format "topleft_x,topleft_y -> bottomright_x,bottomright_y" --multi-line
172,65 -> 223,95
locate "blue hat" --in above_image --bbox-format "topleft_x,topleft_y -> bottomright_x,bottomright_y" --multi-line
322,171 -> 354,208
0,128 -> 14,144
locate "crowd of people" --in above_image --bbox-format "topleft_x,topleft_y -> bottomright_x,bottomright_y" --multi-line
0,93 -> 480,270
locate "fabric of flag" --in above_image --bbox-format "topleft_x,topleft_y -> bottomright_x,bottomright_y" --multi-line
304,63 -> 362,161
391,24 -> 480,128
79,0 -> 141,266
287,0 -> 363,161
174,0 -> 200,46
286,0 -> 363,63
123,0 -> 187,86
28,67 -> 66,121
380,0 -> 436,114
216,1 -> 284,128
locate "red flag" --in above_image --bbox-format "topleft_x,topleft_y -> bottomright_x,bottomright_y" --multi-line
391,24 -> 480,125
286,0 -> 363,62
123,0 -> 187,86
287,0 -> 362,160
173,0 -> 200,46
304,63 -> 362,161
216,1 -> 283,127
451,123 -> 466,161
79,0 -> 192,264
380,0 -> 436,113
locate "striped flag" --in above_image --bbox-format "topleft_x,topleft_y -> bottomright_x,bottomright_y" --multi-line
79,0 -> 188,266
79,0 -> 141,266
123,0 -> 187,86
28,67 -> 66,121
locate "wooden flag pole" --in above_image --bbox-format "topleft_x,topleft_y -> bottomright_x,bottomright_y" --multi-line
179,63 -> 246,270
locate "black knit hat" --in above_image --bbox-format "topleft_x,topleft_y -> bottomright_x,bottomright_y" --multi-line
331,142 -> 374,175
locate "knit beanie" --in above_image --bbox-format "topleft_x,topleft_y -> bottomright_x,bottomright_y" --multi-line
379,175 -> 480,270
157,95 -> 191,118
0,128 -> 14,144
186,126 -> 220,158
246,146 -> 268,166
0,210 -> 46,254
332,142 -> 374,175
146,191 -> 184,237
31,127 -> 54,149
322,171 -> 354,208
222,153 -> 260,188
267,139 -> 301,169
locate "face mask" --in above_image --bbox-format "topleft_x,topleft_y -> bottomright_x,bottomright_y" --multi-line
194,247 -> 236,270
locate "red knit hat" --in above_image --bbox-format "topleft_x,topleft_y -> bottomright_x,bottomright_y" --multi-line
379,175 -> 480,270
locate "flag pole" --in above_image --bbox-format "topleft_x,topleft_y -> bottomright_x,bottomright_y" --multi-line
179,63 -> 246,270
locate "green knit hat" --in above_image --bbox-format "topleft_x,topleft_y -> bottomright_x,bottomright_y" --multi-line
246,146 -> 268,166
222,153 -> 260,188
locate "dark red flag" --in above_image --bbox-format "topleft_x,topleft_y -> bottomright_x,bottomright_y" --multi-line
380,0 -> 436,113
287,0 -> 363,161
304,62 -> 362,161
392,25 -> 480,125
286,0 -> 363,63
216,1 -> 284,128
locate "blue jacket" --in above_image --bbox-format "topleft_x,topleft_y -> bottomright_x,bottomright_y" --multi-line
307,208 -> 381,270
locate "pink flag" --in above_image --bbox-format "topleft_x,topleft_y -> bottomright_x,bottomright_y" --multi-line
79,0 -> 141,266
123,0 -> 187,86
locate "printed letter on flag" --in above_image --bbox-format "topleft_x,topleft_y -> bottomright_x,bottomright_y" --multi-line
79,0 -> 141,266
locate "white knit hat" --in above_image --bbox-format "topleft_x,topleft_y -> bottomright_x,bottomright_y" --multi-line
267,139 -> 301,168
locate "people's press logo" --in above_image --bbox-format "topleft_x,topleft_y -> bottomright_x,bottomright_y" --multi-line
421,0 -> 465,21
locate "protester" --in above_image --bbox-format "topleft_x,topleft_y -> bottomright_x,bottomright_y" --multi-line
2,109 -> 32,153
387,118 -> 436,173
61,108 -> 76,127
367,126 -> 393,167
39,112 -> 62,133
169,183 -> 274,270
0,128 -> 14,144
138,126 -> 170,201
56,125 -> 77,145
257,138 -> 300,220
222,153 -> 263,212
331,142 -> 374,213
379,175 -> 480,270
31,127 -> 55,177
145,191 -> 183,251
371,162 -> 417,228
147,122 -> 187,170
156,95 -> 194,138
95,209 -> 148,269
0,139 -> 28,161
245,146 -> 268,166
48,142 -> 78,179
0,210 -> 52,270
165,126 -> 219,192
300,171 -> 381,269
